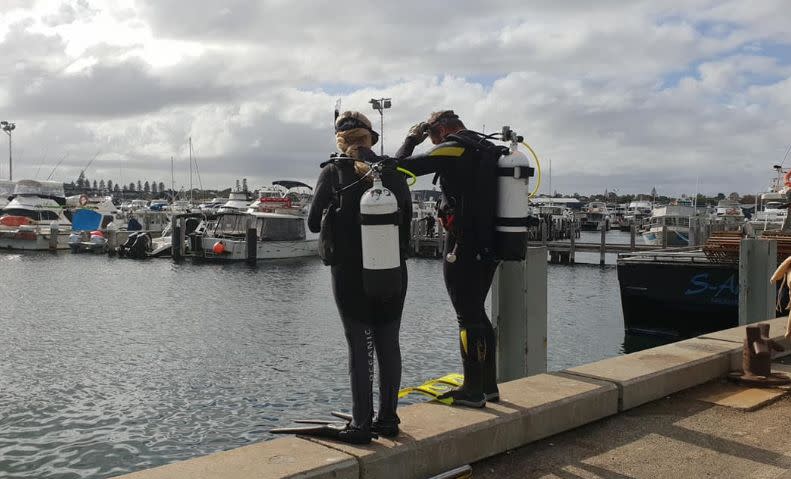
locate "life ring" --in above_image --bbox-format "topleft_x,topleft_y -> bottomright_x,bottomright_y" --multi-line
784,170 -> 791,188
79,194 -> 89,207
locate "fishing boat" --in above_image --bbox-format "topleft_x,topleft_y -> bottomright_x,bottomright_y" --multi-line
748,166 -> 789,234
0,180 -> 71,250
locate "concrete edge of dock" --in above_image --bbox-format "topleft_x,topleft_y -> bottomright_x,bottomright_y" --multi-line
115,318 -> 791,479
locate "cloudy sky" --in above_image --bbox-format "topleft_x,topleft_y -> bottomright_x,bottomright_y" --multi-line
1,0 -> 790,196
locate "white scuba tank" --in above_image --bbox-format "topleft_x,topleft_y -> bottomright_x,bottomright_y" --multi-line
360,177 -> 402,299
496,146 -> 532,261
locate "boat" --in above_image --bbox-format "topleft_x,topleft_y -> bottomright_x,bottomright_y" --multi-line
710,199 -> 745,233
641,202 -> 697,247
618,249 -> 738,337
0,180 -> 71,250
194,211 -> 318,260
579,201 -> 611,231
67,196 -> 122,254
218,189 -> 255,213
748,166 -> 790,234
0,180 -> 14,209
248,181 -> 313,215
617,200 -> 653,231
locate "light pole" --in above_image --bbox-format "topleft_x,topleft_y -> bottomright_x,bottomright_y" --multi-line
0,121 -> 15,181
369,98 -> 391,155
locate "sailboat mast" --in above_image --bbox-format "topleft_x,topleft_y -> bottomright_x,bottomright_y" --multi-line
171,156 -> 174,199
189,137 -> 193,204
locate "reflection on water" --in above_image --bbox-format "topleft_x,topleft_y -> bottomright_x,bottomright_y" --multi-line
0,231 -> 657,478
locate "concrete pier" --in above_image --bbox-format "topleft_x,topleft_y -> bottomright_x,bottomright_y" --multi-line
115,317 -> 791,479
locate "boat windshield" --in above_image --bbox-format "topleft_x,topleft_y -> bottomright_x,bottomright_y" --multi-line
258,217 -> 305,241
214,214 -> 249,236
13,180 -> 65,197
1,208 -> 60,221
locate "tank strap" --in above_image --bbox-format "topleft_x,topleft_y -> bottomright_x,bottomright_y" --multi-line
497,166 -> 535,179
496,217 -> 532,227
360,212 -> 401,225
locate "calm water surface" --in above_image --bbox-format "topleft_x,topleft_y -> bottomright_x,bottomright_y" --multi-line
0,230 -> 665,478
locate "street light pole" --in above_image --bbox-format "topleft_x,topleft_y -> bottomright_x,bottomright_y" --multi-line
0,121 -> 15,181
369,98 -> 391,156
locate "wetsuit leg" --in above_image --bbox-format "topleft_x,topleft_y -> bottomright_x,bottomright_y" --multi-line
371,262 -> 407,423
443,236 -> 498,396
331,264 -> 375,430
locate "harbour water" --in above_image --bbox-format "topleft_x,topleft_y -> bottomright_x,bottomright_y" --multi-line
0,230 -> 666,478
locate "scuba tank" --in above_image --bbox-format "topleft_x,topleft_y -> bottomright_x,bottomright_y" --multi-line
359,167 -> 402,299
495,128 -> 533,261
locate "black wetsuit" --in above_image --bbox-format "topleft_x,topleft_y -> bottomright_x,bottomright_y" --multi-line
396,131 -> 499,398
307,148 -> 412,430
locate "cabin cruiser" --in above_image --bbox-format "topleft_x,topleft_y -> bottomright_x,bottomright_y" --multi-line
248,181 -> 313,215
0,180 -> 71,250
218,190 -> 255,213
196,211 -> 318,260
617,200 -> 653,231
642,203 -> 697,247
580,201 -> 612,231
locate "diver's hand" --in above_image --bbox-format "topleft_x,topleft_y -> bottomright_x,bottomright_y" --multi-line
406,122 -> 429,144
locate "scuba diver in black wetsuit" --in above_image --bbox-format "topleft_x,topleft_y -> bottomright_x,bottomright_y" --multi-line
303,111 -> 412,443
396,110 -> 500,408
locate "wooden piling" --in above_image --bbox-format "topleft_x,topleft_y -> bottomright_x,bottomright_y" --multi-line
49,223 -> 59,251
246,217 -> 257,264
172,219 -> 183,262
599,224 -> 606,265
662,224 -> 668,249
630,223 -> 636,251
569,221 -> 576,264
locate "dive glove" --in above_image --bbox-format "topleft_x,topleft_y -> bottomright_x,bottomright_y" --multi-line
406,122 -> 429,144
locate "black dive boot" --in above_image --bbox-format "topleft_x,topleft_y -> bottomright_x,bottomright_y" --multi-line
483,335 -> 499,403
437,330 -> 486,408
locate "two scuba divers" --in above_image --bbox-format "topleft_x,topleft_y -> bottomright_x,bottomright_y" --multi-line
396,110 -> 500,408
304,111 -> 412,443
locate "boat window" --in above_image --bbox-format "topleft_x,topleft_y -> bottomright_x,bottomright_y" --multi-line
1,208 -> 60,221
678,217 -> 690,227
215,215 -> 248,236
258,217 -> 305,241
665,217 -> 677,226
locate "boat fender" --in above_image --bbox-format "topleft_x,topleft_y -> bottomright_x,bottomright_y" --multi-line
213,241 -> 226,255
360,176 -> 402,300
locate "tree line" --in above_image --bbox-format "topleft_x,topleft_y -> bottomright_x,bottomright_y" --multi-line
72,171 -> 166,195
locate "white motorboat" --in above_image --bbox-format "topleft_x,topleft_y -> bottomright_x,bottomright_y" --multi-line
711,199 -> 745,232
218,190 -> 255,213
197,211 -> 318,260
748,166 -> 790,234
0,180 -> 71,250
641,203 -> 697,247
248,181 -> 313,216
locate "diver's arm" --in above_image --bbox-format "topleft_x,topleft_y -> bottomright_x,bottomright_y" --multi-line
397,150 -> 460,177
395,137 -> 420,160
307,165 -> 334,233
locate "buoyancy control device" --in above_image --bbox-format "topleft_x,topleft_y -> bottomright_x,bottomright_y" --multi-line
360,164 -> 402,300
448,126 -> 536,262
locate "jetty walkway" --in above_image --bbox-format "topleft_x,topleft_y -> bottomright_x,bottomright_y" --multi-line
117,317 -> 791,479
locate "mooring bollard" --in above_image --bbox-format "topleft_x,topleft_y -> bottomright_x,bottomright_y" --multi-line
599,223 -> 606,265
246,218 -> 257,264
738,238 -> 777,325
49,222 -> 59,250
491,247 -> 548,381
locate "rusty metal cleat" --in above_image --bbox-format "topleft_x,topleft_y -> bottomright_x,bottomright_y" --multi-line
730,323 -> 790,387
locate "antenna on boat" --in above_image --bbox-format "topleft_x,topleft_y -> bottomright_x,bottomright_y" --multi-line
189,137 -> 193,204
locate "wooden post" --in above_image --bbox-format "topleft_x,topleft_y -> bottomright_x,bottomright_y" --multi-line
540,220 -> 547,246
662,224 -> 668,249
569,221 -> 576,264
246,216 -> 257,264
739,239 -> 777,325
630,223 -> 636,251
172,218 -> 182,262
599,223 -> 606,265
49,223 -> 59,251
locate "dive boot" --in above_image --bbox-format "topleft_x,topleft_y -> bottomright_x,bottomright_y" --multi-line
436,387 -> 486,408
372,416 -> 400,438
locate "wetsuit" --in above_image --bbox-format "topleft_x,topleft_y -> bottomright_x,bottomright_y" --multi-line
307,148 -> 412,431
396,131 -> 499,404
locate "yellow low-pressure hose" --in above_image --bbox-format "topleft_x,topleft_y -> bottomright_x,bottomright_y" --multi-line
397,166 -> 417,187
521,141 -> 541,198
